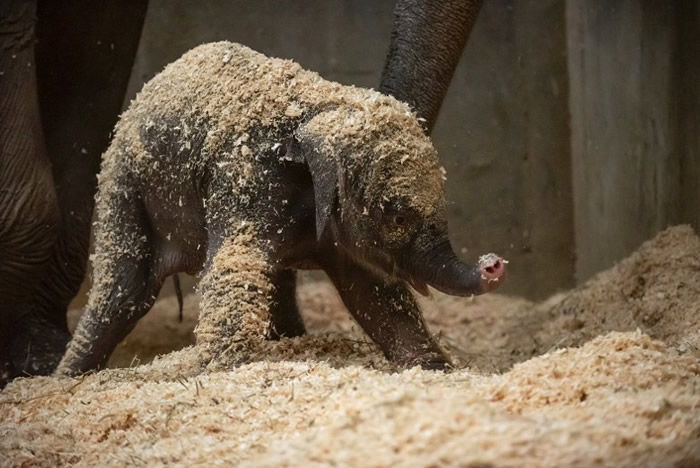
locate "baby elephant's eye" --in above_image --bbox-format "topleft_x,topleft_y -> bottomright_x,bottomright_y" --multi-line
382,210 -> 415,243
392,215 -> 406,226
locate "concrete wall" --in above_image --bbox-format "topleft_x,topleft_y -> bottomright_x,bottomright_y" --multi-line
124,0 -> 575,300
437,0 -> 573,299
567,0 -> 700,280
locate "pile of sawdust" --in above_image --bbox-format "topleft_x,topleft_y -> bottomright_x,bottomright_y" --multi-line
2,225 -> 699,466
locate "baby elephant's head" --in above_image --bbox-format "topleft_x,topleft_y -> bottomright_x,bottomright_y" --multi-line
290,103 -> 505,296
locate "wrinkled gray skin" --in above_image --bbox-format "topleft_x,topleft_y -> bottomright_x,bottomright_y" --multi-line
381,0 -> 484,134
1,0 -> 484,383
0,0 -> 147,386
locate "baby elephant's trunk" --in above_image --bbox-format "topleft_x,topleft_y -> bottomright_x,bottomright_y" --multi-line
408,237 -> 505,297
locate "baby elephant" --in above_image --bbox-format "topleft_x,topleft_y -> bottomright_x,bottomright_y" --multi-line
57,42 -> 505,375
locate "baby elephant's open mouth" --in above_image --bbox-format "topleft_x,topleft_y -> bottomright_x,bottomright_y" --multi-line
407,276 -> 431,297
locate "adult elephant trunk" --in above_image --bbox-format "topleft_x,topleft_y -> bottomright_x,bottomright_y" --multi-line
404,236 -> 505,297
379,0 -> 484,133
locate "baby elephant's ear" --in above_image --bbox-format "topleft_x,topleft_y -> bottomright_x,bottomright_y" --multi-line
287,135 -> 338,240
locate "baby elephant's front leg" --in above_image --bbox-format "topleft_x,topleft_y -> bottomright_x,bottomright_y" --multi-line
326,257 -> 450,370
196,233 -> 277,370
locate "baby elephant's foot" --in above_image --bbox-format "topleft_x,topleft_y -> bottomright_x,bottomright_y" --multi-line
394,349 -> 452,371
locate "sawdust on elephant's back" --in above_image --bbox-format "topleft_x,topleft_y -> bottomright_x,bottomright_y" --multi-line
114,40 -> 436,169
112,41 -> 444,217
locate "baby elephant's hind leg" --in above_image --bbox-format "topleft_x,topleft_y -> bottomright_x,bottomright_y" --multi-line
56,193 -> 162,376
268,269 -> 305,339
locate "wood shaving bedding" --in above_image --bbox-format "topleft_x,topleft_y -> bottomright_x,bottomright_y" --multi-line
2,226 -> 699,466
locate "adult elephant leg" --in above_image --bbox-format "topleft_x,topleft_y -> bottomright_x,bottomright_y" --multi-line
379,0 -> 484,133
0,0 -> 60,385
29,1 -> 148,332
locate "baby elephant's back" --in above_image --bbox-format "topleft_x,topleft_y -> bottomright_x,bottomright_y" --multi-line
123,41 -> 321,150
98,42 -> 323,252
108,42 -> 330,187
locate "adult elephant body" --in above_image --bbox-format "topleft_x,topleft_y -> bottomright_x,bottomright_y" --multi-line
0,0 -> 482,385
